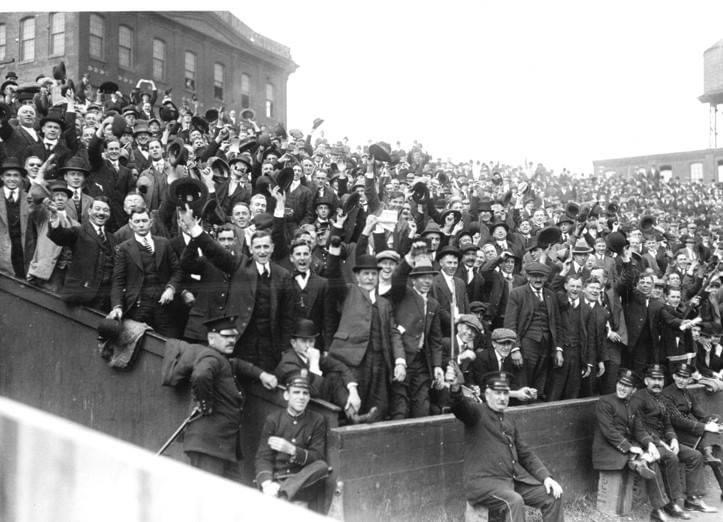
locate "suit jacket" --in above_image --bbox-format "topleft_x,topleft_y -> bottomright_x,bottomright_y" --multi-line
593,393 -> 647,470
110,235 -> 183,312
274,348 -> 354,398
629,388 -> 676,444
658,305 -> 694,359
468,348 -> 526,389
556,295 -> 609,365
661,383 -> 709,446
455,264 -> 486,303
591,254 -> 618,283
87,135 -> 133,232
0,124 -> 41,161
0,189 -> 33,275
390,259 -> 443,374
47,220 -> 118,305
431,273 -> 470,336
215,179 -> 251,217
285,182 -> 314,227
504,285 -> 564,348
616,260 -> 663,354
188,231 -> 292,359
63,190 -> 94,224
284,271 -> 336,350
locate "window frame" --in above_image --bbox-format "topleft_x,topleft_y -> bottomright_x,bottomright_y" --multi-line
118,24 -> 134,69
19,17 -> 36,63
49,13 -> 65,57
89,14 -> 105,60
0,24 -> 6,61
213,62 -> 225,100
265,82 -> 274,119
152,38 -> 167,82
184,51 -> 197,91
241,73 -> 251,109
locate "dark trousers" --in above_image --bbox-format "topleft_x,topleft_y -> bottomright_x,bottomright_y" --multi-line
546,351 -> 581,401
277,459 -> 330,511
126,294 -> 174,337
471,481 -> 564,522
186,451 -> 242,481
639,461 -> 669,509
600,343 -> 623,395
657,442 -> 705,503
236,329 -> 277,373
318,371 -> 350,409
390,351 -> 431,419
349,342 -> 388,418
520,335 -> 552,400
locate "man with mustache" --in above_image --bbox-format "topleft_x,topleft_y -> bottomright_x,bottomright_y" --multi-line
630,364 -> 713,518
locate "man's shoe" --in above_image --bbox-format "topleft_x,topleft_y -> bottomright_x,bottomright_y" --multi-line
650,508 -> 671,521
703,446 -> 722,464
664,503 -> 691,519
629,458 -> 656,479
684,497 -> 718,513
350,406 -> 379,424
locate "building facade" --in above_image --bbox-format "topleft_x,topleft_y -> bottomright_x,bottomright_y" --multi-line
0,11 -> 297,124
593,148 -> 723,184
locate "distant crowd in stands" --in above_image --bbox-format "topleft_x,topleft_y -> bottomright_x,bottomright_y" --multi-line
2,63 -> 723,425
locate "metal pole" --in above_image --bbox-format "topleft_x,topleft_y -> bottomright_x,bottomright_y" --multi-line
157,407 -> 202,456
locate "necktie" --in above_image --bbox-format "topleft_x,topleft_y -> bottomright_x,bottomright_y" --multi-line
98,227 -> 106,242
73,189 -> 81,202
141,237 -> 153,254
262,267 -> 269,279
8,189 -> 16,203
536,290 -> 543,301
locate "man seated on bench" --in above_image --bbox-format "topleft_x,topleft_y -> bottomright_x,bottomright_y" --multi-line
446,366 -> 564,521
662,362 -> 723,502
255,370 -> 330,512
592,368 -> 670,522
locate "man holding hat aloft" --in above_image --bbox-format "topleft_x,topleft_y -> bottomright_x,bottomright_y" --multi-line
630,364 -> 714,516
662,363 -> 723,500
388,243 -> 444,419
504,261 -> 564,401
446,368 -> 564,521
593,368 -> 670,522
184,315 -> 278,479
255,370 -> 329,512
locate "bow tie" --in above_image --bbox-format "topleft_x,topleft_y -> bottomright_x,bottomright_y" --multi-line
294,270 -> 308,278
44,140 -> 57,147
140,145 -> 149,152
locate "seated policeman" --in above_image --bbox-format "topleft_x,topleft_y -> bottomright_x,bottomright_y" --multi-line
447,367 -> 564,521
255,371 -> 329,512
275,319 -> 368,422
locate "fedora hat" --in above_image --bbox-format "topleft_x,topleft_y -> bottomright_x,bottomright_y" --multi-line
0,158 -> 27,176
571,239 -> 593,255
436,245 -> 461,261
39,110 -> 66,130
168,177 -> 209,215
291,319 -> 319,339
237,136 -> 259,155
409,259 -> 438,277
47,179 -> 73,198
421,221 -> 442,237
190,116 -> 209,134
440,208 -> 462,226
58,155 -> 90,175
640,215 -> 656,230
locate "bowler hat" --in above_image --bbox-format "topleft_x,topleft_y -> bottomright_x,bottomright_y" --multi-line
190,116 -> 209,134
39,111 -> 66,130
368,142 -> 392,163
491,328 -> 516,343
0,78 -> 18,93
644,364 -> 665,379
275,167 -> 295,193
436,245 -> 461,261
616,368 -> 636,387
354,254 -> 380,272
204,109 -> 219,122
237,136 -> 259,155
97,318 -> 123,341
606,231 -> 629,256
0,158 -> 27,176
229,152 -> 253,171
168,177 -> 208,215
251,212 -> 273,230
291,319 -> 318,339
409,259 -> 438,277
99,81 -> 119,94
203,315 -> 239,333
440,208 -> 462,226
159,98 -> 179,122
478,200 -> 492,213
536,226 -> 562,248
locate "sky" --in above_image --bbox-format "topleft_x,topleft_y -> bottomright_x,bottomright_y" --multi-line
14,2 -> 723,171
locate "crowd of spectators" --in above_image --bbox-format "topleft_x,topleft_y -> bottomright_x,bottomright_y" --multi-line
2,63 -> 723,423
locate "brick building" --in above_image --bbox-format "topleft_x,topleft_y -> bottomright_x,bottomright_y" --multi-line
0,11 -> 297,124
593,148 -> 723,184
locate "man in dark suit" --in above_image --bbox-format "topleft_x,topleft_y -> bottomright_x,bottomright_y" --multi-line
590,236 -> 618,285
569,239 -> 593,280
616,247 -> 664,374
283,238 -> 336,351
108,208 -> 183,336
0,104 -> 41,161
47,195 -> 117,310
480,250 -> 526,328
504,262 -> 564,401
469,328 -> 534,402
179,199 -> 293,373
456,243 -> 486,303
592,368 -> 670,522
0,158 -> 32,277
22,109 -> 77,176
284,163 -> 315,234
432,245 -> 470,337
216,154 -> 252,217
447,369 -> 564,521
388,255 -> 444,419
87,128 -> 133,233
58,156 -> 94,224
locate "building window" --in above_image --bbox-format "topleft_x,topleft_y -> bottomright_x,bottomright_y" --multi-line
213,63 -> 224,100
0,24 -> 6,61
184,51 -> 196,91
152,39 -> 166,81
659,165 -> 672,183
89,14 -> 104,59
265,82 -> 274,118
118,25 -> 133,69
19,17 -> 36,62
690,162 -> 704,183
241,73 -> 250,109
49,13 -> 65,56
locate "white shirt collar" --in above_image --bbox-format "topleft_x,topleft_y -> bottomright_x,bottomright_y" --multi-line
256,261 -> 269,275
134,233 -> 152,244
4,187 -> 17,198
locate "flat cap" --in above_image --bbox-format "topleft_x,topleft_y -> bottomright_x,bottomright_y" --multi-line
491,328 -> 516,343
524,261 -> 551,276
